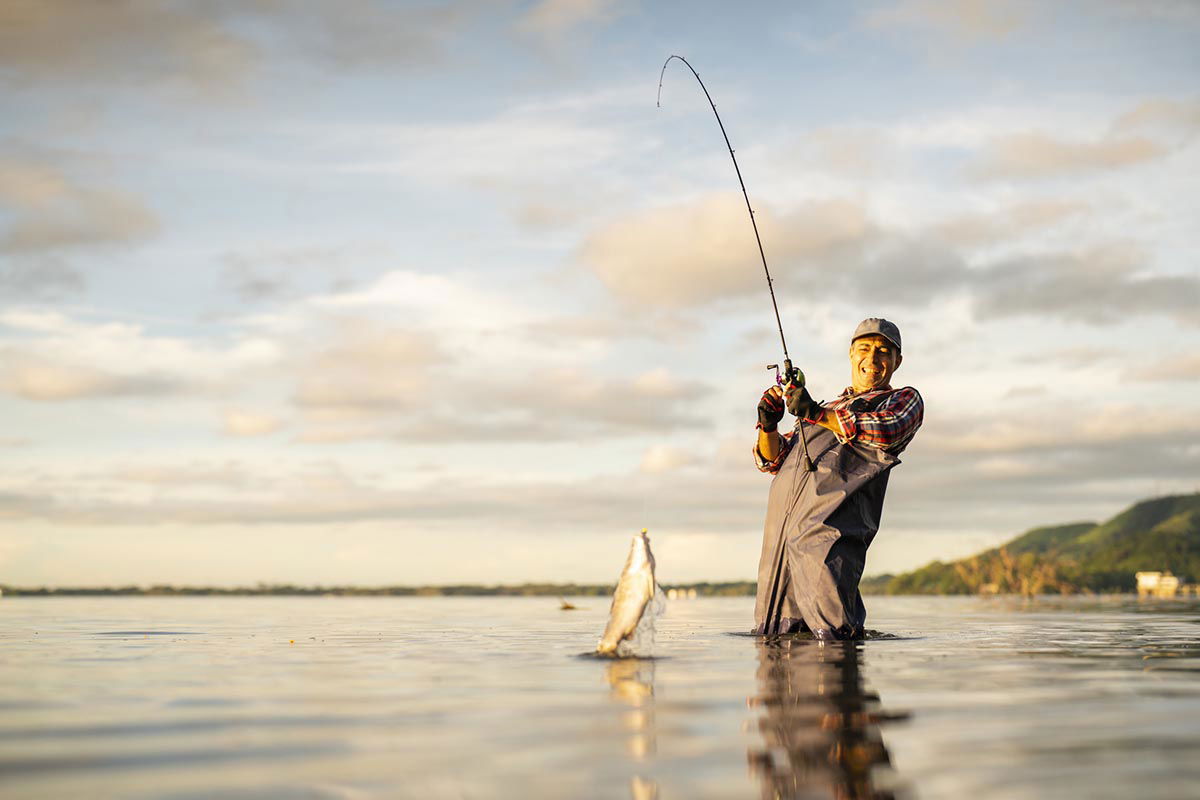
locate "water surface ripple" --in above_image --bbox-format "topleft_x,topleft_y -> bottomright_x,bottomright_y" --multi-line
1,595 -> 1197,798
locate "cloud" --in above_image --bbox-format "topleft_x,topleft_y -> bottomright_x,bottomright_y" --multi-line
0,449 -> 765,535
1018,346 -> 1119,366
580,194 -> 872,307
639,444 -> 698,474
1123,355 -> 1200,383
0,0 -> 257,91
515,0 -> 623,38
248,270 -> 720,444
223,410 -> 283,437
296,365 -> 716,444
293,321 -> 445,415
313,110 -> 623,187
271,1 -> 470,70
0,356 -> 179,401
875,405 -> 1200,539
0,257 -> 83,300
788,128 -> 900,180
578,189 -> 1196,328
924,405 -> 1200,456
931,199 -> 1090,248
0,309 -> 283,401
4,401 -> 1194,550
219,244 -> 366,303
970,132 -> 1166,179
865,0 -> 1028,40
971,247 -> 1199,326
1112,98 -> 1200,139
107,463 -> 256,490
0,1 -> 478,93
0,158 -> 159,252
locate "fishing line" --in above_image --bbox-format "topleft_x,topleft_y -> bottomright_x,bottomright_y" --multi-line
656,54 -> 814,473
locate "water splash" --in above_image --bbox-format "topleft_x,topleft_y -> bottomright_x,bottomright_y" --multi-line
614,586 -> 667,658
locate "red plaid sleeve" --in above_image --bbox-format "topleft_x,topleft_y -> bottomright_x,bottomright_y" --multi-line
753,430 -> 795,473
832,386 -> 923,452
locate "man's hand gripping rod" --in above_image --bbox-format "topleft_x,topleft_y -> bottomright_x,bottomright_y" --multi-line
659,55 -> 814,471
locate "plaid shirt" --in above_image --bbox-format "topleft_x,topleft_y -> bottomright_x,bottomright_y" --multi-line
755,385 -> 923,474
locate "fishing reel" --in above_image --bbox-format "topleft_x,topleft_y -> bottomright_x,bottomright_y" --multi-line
765,359 -> 815,472
766,359 -> 805,389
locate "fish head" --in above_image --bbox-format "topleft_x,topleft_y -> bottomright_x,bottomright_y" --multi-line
628,528 -> 655,575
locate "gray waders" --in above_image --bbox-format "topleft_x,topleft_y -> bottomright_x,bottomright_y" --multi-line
753,423 -> 898,639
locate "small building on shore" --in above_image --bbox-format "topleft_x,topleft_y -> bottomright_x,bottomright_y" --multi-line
1136,571 -> 1182,598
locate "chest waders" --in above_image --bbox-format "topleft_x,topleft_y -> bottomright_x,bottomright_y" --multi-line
754,417 -> 899,639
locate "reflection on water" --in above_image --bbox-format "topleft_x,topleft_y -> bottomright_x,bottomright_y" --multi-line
748,638 -> 907,800
604,659 -> 659,799
5,596 -> 1200,798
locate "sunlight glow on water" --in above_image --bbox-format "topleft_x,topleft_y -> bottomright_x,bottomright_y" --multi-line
1,596 -> 1198,799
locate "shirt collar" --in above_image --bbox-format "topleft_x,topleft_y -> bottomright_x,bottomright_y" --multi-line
841,384 -> 893,398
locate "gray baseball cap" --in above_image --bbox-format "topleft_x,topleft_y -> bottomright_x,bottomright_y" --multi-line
851,318 -> 901,352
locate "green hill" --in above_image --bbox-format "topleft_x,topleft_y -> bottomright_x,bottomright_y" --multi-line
877,493 -> 1200,595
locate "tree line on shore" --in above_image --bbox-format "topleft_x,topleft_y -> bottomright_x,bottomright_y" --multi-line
862,493 -> 1199,596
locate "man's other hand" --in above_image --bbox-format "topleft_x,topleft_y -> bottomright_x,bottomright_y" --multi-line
757,386 -> 785,431
785,384 -> 821,420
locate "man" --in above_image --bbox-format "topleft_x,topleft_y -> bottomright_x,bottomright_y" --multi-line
752,318 -> 923,639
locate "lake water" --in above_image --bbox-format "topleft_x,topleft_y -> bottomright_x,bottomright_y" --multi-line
1,595 -> 1198,799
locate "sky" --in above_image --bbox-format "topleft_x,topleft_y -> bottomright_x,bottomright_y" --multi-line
1,0 -> 1197,588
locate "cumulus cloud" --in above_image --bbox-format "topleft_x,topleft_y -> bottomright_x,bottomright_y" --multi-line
248,270 -> 720,444
0,309 -> 283,401
580,194 -> 872,307
0,158 -> 158,252
223,410 -> 283,437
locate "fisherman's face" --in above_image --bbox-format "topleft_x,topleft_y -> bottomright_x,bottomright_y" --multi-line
848,335 -> 901,393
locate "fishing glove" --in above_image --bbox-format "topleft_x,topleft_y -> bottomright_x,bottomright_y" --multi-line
785,384 -> 822,421
757,387 -> 784,432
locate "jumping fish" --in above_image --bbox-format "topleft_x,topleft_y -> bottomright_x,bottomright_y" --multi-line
596,528 -> 659,656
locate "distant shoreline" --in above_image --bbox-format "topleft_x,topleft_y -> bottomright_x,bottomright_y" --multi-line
0,582 -> 759,598
0,583 -> 1154,598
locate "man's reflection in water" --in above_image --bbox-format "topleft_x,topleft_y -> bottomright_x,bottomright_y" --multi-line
748,637 -> 907,800
605,659 -> 659,800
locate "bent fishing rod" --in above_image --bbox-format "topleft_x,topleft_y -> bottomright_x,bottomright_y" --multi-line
657,54 -> 814,472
